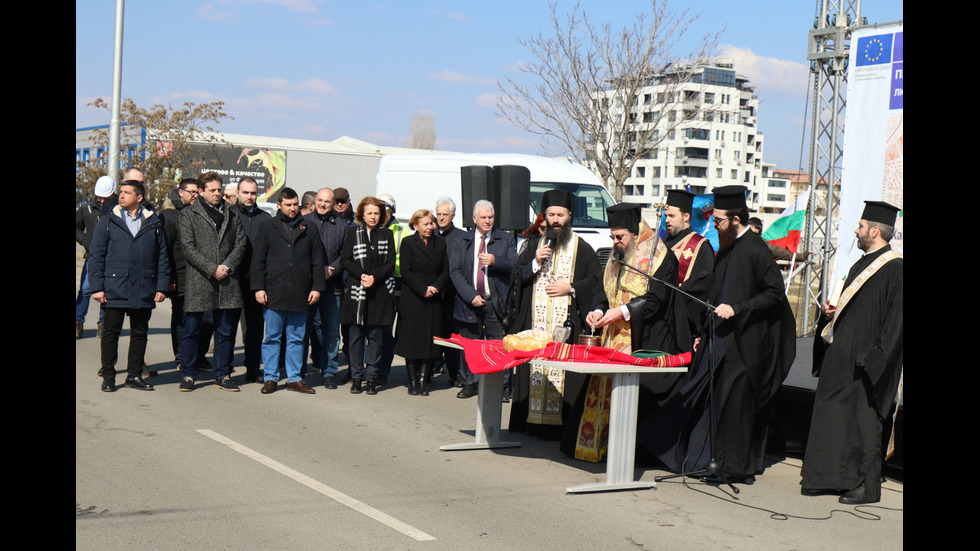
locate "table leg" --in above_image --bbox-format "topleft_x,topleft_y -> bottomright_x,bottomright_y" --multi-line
566,372 -> 655,493
440,371 -> 521,451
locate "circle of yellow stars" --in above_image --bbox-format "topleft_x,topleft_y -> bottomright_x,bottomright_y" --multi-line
864,38 -> 885,63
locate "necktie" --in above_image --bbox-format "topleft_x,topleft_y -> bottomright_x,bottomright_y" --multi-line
477,234 -> 487,295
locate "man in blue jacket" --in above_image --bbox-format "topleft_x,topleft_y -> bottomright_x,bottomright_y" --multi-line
89,180 -> 170,392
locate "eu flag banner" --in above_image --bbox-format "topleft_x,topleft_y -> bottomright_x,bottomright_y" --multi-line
856,34 -> 894,67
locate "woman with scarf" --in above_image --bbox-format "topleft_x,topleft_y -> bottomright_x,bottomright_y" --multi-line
340,197 -> 396,395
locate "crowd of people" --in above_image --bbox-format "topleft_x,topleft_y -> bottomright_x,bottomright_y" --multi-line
77,172 -> 902,505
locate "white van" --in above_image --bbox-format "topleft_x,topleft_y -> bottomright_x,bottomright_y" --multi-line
375,152 -> 616,262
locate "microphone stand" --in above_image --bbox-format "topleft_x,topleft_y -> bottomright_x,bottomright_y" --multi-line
612,255 -> 740,494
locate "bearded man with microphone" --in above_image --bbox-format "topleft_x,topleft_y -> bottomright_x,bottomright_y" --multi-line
508,190 -> 601,440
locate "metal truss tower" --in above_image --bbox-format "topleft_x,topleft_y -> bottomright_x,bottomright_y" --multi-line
799,0 -> 866,335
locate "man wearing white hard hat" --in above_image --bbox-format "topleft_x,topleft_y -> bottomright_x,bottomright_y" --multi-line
76,176 -> 117,339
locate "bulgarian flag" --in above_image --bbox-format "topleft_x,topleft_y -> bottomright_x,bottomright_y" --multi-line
762,186 -> 810,254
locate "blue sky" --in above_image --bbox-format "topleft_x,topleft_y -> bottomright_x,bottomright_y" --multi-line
76,0 -> 903,171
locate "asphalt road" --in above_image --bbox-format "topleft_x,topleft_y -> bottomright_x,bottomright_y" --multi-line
75,247 -> 903,550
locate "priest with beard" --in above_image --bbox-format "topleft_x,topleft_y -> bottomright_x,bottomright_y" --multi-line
560,203 -> 689,462
507,189 -> 601,440
802,201 -> 903,505
662,189 -> 714,342
654,185 -> 795,482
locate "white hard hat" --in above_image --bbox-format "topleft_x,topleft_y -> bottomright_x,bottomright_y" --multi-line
378,193 -> 396,211
95,176 -> 116,198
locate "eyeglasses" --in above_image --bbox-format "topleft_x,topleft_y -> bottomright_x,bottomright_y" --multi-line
335,198 -> 348,204
609,233 -> 628,242
712,216 -> 730,226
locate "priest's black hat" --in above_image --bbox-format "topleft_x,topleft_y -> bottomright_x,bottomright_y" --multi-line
665,189 -> 696,212
607,203 -> 642,234
541,189 -> 574,212
861,201 -> 900,225
712,185 -> 748,210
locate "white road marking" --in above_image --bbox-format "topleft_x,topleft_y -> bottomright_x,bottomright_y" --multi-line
197,429 -> 437,541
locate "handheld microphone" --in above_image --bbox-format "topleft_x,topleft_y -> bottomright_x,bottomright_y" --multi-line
544,229 -> 558,249
612,248 -> 625,263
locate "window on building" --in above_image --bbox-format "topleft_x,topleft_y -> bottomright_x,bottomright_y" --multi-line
731,169 -> 738,179
636,166 -> 645,178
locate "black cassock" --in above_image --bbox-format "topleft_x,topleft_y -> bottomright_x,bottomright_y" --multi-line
507,235 -> 601,439
643,230 -> 795,478
663,227 -> 715,341
802,245 -> 903,501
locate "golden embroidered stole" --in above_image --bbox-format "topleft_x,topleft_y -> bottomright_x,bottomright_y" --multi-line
821,250 -> 902,344
575,223 -> 665,462
527,237 -> 578,425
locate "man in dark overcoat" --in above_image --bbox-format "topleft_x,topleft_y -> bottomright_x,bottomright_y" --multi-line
178,172 -> 246,392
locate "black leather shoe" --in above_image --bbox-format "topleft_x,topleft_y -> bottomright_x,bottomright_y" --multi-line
456,384 -> 477,399
101,378 -> 116,392
350,379 -> 363,394
323,376 -> 338,389
839,485 -> 876,505
366,380 -> 378,395
125,377 -> 154,391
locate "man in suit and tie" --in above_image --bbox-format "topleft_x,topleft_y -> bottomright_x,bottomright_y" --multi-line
448,200 -> 517,398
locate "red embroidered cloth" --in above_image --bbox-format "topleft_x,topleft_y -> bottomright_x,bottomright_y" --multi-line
440,335 -> 691,375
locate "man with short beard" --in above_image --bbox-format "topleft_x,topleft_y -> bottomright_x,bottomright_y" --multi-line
661,189 -> 714,339
178,172 -> 247,392
235,177 -> 271,382
509,190 -> 601,439
251,187 -> 324,395
802,201 -> 903,505
668,185 -> 796,483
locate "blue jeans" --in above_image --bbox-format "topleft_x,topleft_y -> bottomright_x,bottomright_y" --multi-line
263,309 -> 306,383
181,309 -> 239,381
307,293 -> 342,378
76,260 -> 104,324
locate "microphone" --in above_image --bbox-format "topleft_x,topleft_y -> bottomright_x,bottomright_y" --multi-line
613,251 -> 715,311
544,229 -> 558,249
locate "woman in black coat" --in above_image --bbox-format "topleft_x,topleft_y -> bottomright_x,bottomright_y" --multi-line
394,210 -> 449,396
340,197 -> 396,395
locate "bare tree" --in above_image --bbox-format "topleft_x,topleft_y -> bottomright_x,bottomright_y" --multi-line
76,98 -> 234,206
404,112 -> 437,150
496,0 -> 722,201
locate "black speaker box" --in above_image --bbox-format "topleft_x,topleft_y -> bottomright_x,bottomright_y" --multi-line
493,165 -> 531,231
460,165 -> 494,227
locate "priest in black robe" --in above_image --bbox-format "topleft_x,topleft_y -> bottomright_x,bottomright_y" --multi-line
507,190 -> 601,440
662,189 -> 714,343
802,201 -> 903,505
654,185 -> 796,480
